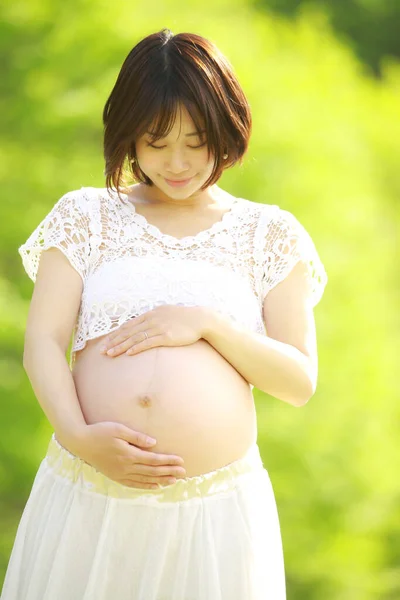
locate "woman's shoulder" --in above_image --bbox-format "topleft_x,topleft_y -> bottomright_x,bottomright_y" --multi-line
237,196 -> 283,227
78,185 -> 127,211
53,186 -> 101,215
249,199 -> 303,226
62,186 -> 124,221
76,185 -> 107,205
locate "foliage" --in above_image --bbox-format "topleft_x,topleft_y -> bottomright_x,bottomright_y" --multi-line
254,0 -> 400,78
1,0 -> 399,597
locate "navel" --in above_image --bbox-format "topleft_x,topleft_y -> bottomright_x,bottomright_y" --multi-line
137,393 -> 153,408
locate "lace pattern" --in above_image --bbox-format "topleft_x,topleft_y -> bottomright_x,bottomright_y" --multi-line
254,204 -> 328,308
18,191 -> 92,283
18,187 -> 328,372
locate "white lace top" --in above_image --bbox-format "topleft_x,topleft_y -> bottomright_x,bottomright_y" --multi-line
18,187 -> 328,382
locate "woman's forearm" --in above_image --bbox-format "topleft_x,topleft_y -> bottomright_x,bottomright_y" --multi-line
199,308 -> 315,406
22,336 -> 88,452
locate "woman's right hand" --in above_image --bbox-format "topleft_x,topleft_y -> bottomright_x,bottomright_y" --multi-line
57,421 -> 187,489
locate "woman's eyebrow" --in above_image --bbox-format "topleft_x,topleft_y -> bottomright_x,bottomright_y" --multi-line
145,130 -> 206,137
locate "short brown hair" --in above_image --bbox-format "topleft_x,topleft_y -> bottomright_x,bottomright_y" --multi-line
103,28 -> 252,198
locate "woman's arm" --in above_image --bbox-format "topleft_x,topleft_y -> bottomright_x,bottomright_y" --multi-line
23,336 -> 89,453
201,261 -> 318,407
22,247 -> 89,453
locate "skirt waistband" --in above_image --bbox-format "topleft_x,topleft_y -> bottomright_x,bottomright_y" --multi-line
45,434 -> 265,503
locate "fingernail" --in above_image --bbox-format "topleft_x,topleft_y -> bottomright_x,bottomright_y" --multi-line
146,437 -> 157,444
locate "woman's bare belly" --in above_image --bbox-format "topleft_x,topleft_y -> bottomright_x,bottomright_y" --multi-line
72,335 -> 257,477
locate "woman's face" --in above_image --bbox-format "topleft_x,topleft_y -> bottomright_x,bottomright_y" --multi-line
134,105 -> 217,203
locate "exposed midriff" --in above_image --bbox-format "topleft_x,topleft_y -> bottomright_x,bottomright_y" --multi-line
71,334 -> 257,477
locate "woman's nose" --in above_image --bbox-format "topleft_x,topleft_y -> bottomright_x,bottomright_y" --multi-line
165,150 -> 190,172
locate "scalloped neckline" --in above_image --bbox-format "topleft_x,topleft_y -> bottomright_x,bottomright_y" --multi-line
108,188 -> 243,246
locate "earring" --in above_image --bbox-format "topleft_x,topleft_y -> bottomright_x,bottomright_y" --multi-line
130,155 -> 227,164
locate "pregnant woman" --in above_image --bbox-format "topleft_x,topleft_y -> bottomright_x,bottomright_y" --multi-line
2,29 -> 328,599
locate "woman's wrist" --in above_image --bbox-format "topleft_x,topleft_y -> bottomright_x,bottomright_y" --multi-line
54,424 -> 90,456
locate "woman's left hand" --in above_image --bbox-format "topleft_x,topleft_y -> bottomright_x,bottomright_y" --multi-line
99,305 -> 208,357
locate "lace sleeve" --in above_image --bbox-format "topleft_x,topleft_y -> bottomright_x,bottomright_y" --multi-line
18,188 -> 91,283
261,207 -> 328,307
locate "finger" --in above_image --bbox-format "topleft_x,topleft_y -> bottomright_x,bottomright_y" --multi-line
106,339 -> 132,356
104,334 -> 123,348
126,334 -> 165,355
107,321 -> 135,341
124,326 -> 160,355
131,463 -> 186,477
119,480 -> 160,489
107,320 -> 153,350
119,477 -> 178,489
109,329 -> 158,356
101,314 -> 147,350
99,333 -> 120,351
101,330 -> 133,354
126,473 -> 179,485
132,447 -> 185,466
112,424 -> 157,448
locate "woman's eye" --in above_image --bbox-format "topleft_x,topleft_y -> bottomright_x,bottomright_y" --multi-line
146,142 -> 206,150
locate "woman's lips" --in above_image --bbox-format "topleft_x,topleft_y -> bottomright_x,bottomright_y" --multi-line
164,177 -> 193,187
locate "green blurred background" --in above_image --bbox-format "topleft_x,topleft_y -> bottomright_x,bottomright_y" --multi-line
1,0 -> 399,597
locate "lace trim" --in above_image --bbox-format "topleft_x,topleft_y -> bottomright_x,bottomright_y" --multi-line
17,187 -> 326,382
102,187 -> 243,247
18,190 -> 92,283
254,204 -> 328,307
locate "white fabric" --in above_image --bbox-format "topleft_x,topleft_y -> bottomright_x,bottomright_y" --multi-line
11,188 -> 328,599
1,435 -> 287,600
18,186 -> 328,371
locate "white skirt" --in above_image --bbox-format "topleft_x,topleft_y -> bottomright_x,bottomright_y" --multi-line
1,434 -> 286,600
